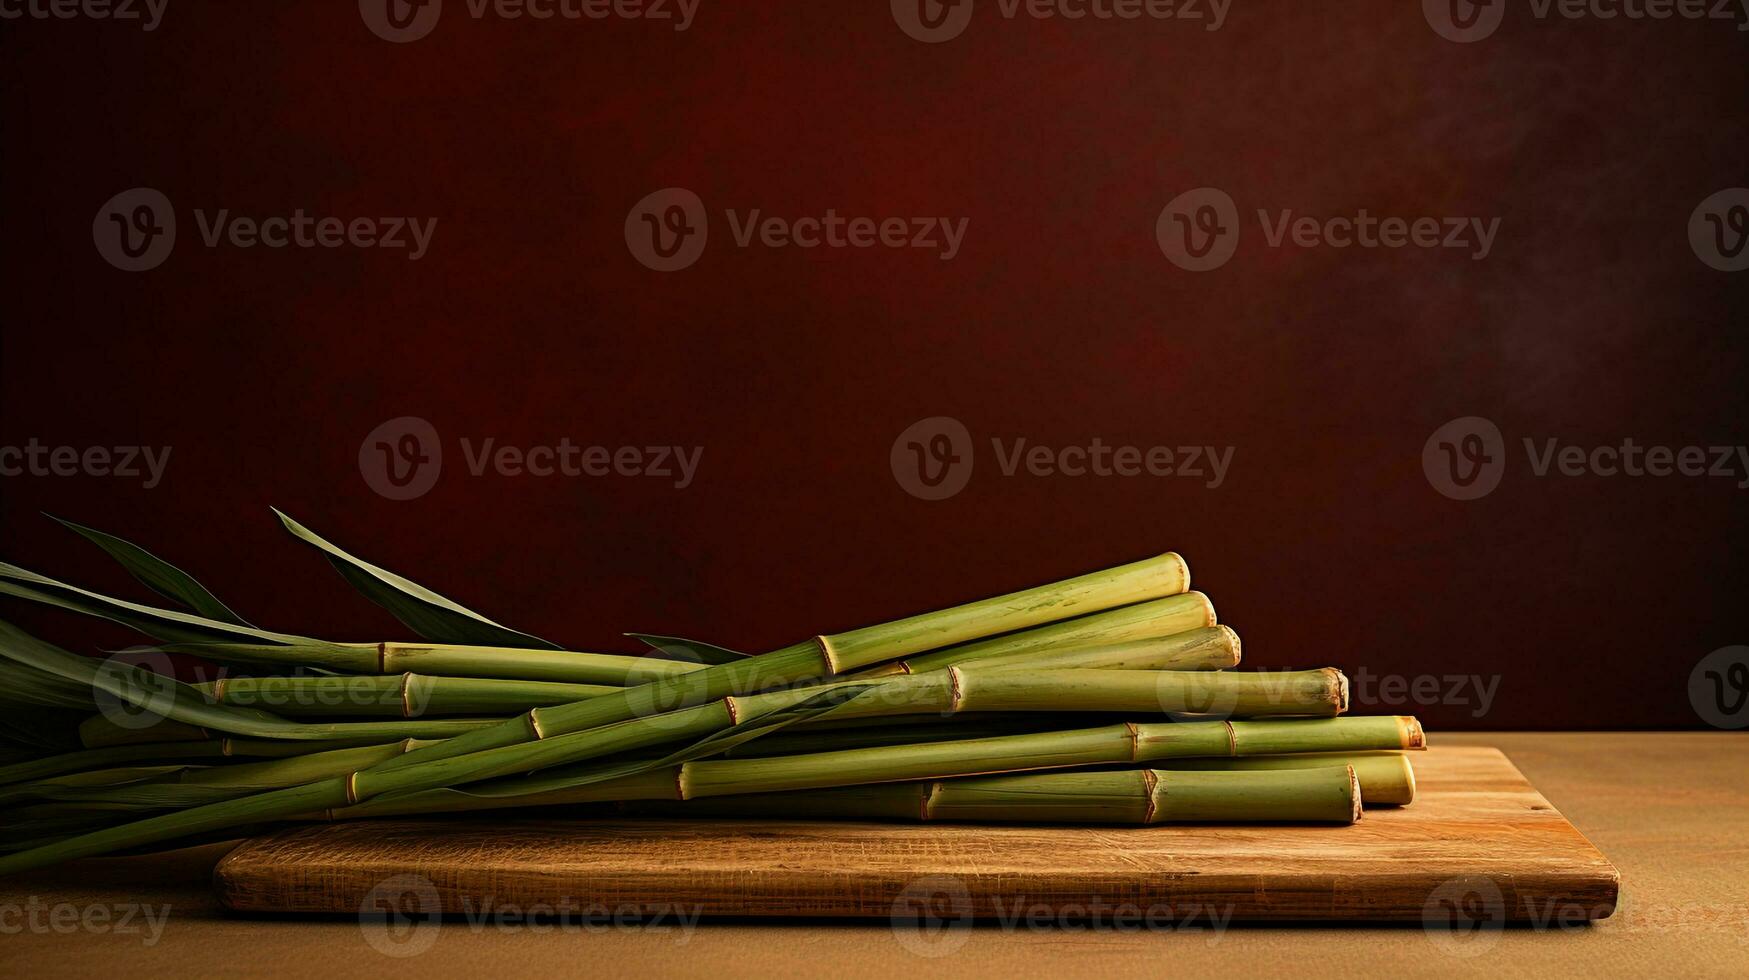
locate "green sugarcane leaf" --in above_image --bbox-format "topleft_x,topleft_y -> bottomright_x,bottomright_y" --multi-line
0,620 -> 501,744
626,633 -> 753,665
0,657 -> 96,710
49,515 -> 251,626
274,509 -> 561,650
0,561 -> 317,645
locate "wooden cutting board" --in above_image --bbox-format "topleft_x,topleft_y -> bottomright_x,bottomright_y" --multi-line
215,746 -> 1618,922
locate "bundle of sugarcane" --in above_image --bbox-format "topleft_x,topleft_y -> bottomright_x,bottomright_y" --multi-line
0,511 -> 1423,876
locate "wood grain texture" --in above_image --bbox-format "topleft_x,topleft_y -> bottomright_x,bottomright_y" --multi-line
214,746 -> 1617,922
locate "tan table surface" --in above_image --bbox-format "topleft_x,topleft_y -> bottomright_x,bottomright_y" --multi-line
0,732 -> 1744,979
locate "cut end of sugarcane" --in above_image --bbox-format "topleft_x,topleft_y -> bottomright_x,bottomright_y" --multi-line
1217,625 -> 1242,667
1345,765 -> 1364,823
1335,670 -> 1350,713
1187,590 -> 1216,628
1396,716 -> 1427,750
1165,552 -> 1191,593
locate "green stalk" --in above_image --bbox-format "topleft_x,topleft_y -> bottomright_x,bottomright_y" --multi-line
0,555 -> 1192,874
11,663 -> 1345,860
165,641 -> 701,685
366,552 -> 1193,771
718,720 -> 1061,758
969,625 -> 1240,672
7,740 -> 435,808
75,712 -> 498,748
0,734 -> 424,786
858,591 -> 1214,676
191,675 -> 618,717
329,716 -> 1420,820
1158,751 -> 1416,805
346,666 -> 1347,801
675,717 -> 1416,798
629,767 -> 1363,825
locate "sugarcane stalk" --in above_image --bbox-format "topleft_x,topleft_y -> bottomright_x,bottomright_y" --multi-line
628,767 -> 1362,825
967,625 -> 1240,672
74,711 -> 499,748
328,716 -> 1420,820
4,740 -> 435,808
674,717 -> 1415,799
857,591 -> 1214,677
0,733 -> 421,786
364,552 -> 1192,771
191,674 -> 618,718
1157,751 -> 1416,805
165,641 -> 701,685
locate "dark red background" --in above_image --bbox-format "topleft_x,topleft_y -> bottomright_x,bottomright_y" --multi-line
2,2 -> 1745,729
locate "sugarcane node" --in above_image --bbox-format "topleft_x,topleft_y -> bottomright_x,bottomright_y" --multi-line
814,634 -> 842,675
947,666 -> 966,713
722,696 -> 741,725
